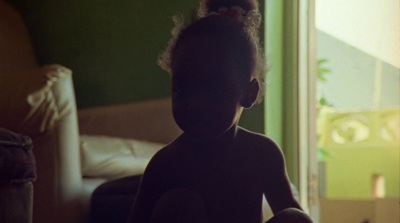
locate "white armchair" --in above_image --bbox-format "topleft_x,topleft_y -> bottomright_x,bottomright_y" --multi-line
0,2 -> 182,222
0,2 -> 80,222
1,66 -> 182,223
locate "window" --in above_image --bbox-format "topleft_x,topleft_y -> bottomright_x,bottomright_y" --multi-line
315,1 -> 399,222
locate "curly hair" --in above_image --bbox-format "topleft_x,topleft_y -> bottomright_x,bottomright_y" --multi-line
158,0 -> 265,103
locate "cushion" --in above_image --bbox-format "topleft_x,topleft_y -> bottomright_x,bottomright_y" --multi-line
80,135 -> 165,180
0,127 -> 36,183
0,65 -> 73,137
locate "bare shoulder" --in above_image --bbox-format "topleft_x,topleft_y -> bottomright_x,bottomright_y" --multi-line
237,127 -> 289,190
237,127 -> 284,160
146,136 -> 181,168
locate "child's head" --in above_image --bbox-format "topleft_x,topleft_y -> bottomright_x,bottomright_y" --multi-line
158,0 -> 265,141
159,0 -> 265,99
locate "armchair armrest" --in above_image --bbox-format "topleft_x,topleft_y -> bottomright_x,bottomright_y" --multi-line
0,65 -> 83,223
31,66 -> 83,223
0,2 -> 83,222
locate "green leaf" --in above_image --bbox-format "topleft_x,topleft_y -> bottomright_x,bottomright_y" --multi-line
317,59 -> 331,81
317,146 -> 336,161
319,97 -> 327,105
318,59 -> 328,65
318,73 -> 327,81
319,68 -> 331,74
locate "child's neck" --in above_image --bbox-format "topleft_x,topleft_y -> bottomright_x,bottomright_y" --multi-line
185,124 -> 239,149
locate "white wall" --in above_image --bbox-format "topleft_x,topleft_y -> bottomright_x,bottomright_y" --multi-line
316,30 -> 399,111
315,0 -> 400,68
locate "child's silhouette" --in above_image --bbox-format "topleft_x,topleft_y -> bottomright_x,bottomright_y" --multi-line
128,0 -> 313,222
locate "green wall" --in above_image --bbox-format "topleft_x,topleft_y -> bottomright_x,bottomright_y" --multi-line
9,0 -> 264,133
265,0 -> 298,182
265,0 -> 284,147
325,145 -> 399,199
9,0 -> 197,107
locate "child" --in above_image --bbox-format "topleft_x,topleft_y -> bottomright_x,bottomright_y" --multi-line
128,0 -> 313,222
